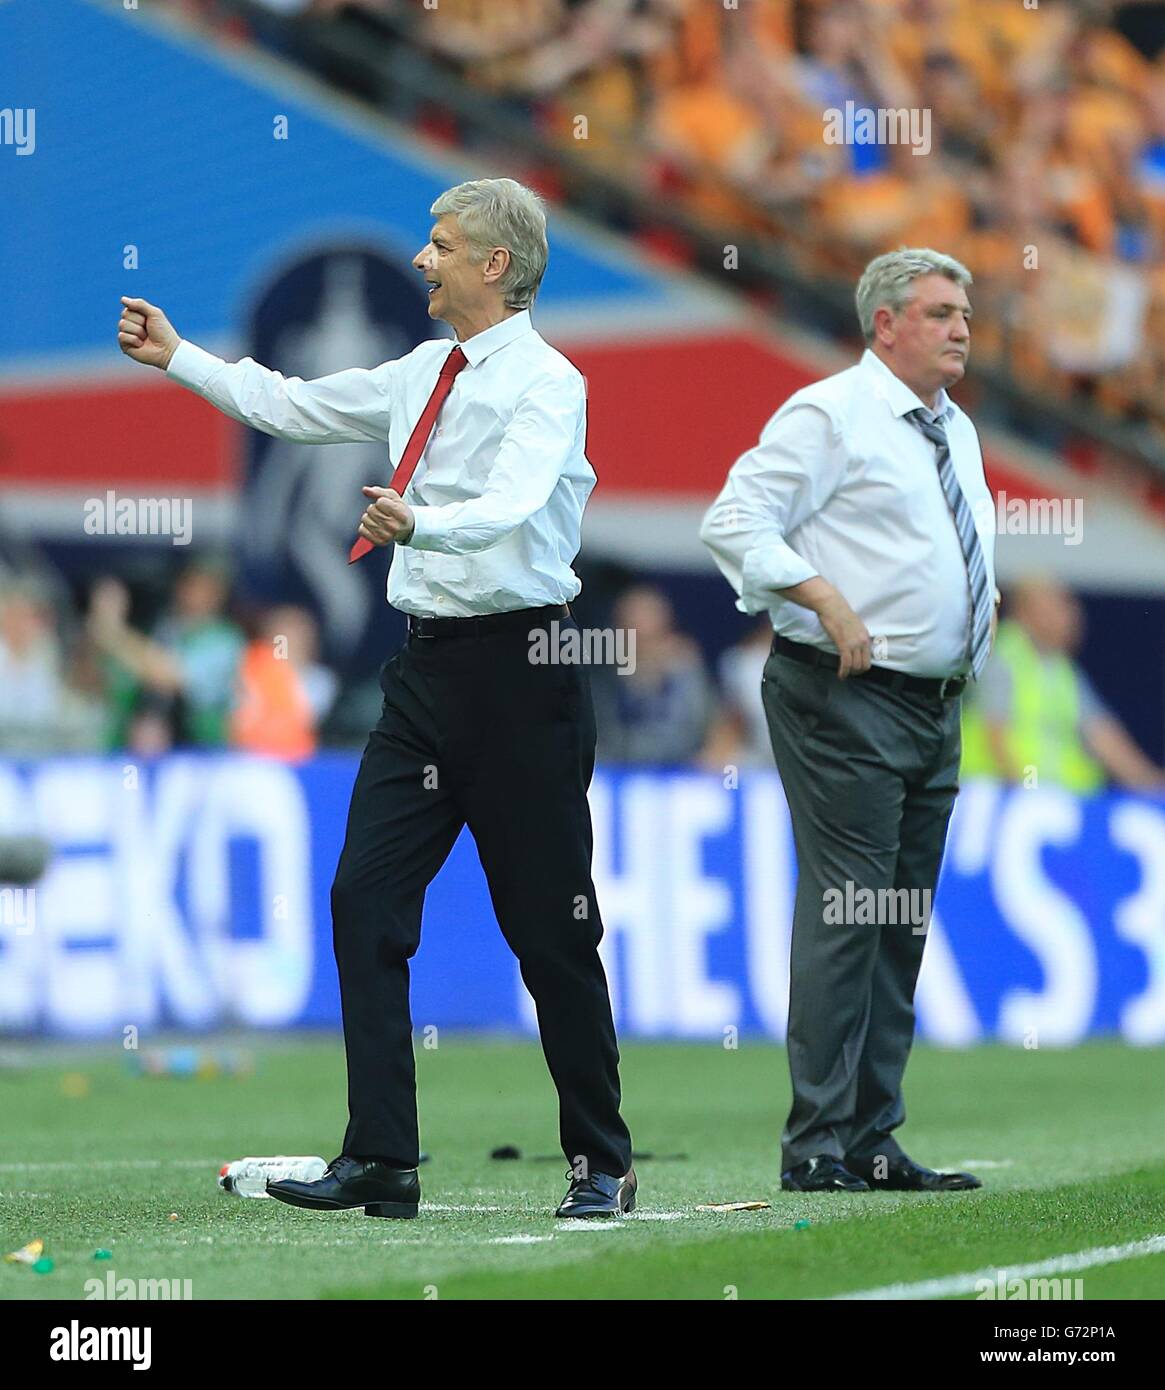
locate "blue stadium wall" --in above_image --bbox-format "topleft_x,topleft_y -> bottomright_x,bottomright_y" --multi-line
2,754 -> 1163,1043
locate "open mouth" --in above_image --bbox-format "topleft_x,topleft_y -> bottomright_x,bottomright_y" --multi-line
427,281 -> 441,296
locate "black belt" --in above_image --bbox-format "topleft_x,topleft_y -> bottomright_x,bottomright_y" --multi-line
771,634 -> 967,700
407,604 -> 570,640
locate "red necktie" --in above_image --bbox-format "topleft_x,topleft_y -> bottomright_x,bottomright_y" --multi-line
348,344 -> 469,563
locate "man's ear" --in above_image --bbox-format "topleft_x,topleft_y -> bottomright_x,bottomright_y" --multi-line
483,246 -> 511,287
873,304 -> 896,347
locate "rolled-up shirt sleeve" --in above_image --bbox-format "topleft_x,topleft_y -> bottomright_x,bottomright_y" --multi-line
165,339 -> 394,444
407,370 -> 584,555
699,403 -> 849,613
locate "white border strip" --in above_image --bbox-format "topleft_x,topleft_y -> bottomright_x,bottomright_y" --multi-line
0,488 -> 237,542
580,494 -> 1165,590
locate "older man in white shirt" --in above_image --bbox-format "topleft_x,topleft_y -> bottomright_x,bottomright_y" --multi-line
702,248 -> 999,1195
117,178 -> 635,1221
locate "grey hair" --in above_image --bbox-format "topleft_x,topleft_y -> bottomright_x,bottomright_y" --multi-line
855,248 -> 972,344
430,178 -> 549,310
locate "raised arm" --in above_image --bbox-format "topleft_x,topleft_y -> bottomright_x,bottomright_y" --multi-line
117,296 -> 393,444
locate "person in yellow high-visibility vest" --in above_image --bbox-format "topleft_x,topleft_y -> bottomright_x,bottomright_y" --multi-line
961,576 -> 1165,791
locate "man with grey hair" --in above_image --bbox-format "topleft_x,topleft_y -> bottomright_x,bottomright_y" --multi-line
117,176 -> 636,1219
701,247 -> 999,1194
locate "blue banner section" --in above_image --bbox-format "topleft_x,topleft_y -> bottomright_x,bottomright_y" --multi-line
2,755 -> 1164,1043
2,0 -> 665,368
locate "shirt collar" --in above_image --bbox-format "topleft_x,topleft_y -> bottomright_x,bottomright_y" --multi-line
859,348 -> 955,424
455,309 -> 534,367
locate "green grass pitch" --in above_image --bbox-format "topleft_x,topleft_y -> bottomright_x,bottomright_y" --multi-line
2,1037 -> 1163,1300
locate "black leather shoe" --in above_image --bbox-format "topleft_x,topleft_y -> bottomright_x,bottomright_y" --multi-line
555,1166 -> 637,1218
846,1153 -> 982,1191
267,1155 -> 420,1218
781,1155 -> 870,1192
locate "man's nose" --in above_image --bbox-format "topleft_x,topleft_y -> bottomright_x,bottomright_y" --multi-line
413,246 -> 432,270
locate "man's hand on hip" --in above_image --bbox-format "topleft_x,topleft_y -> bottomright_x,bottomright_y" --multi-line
118,297 -> 180,370
778,576 -> 872,679
816,591 -> 873,678
359,486 -> 415,547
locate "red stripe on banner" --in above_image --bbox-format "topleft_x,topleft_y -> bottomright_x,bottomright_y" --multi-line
980,463 -> 1050,502
1,339 -> 1057,505
565,333 -> 1036,500
0,381 -> 236,489
567,334 -> 813,496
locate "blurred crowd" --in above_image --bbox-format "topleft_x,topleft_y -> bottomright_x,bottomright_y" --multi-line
2,562 -> 1160,788
0,563 -> 338,762
613,572 -> 1164,791
169,0 -> 1165,445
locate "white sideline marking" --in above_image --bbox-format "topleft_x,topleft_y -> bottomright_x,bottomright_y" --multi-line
421,1204 -> 504,1214
833,1234 -> 1165,1300
555,1219 -> 628,1231
171,1231 -> 557,1250
954,1159 -> 1014,1169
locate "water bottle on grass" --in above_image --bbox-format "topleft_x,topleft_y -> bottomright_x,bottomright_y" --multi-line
218,1156 -> 327,1197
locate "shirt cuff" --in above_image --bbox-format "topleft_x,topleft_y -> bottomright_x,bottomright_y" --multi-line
741,544 -> 819,609
403,505 -> 447,552
166,339 -> 224,390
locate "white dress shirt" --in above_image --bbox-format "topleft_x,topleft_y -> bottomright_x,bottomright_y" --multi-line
700,349 -> 997,679
165,309 -> 594,617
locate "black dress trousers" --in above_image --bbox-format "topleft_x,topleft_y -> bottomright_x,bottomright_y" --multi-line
330,612 -> 632,1179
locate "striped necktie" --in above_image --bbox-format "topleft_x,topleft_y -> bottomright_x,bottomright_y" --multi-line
907,407 -> 993,679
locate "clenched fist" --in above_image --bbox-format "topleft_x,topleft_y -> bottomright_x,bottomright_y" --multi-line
118,296 -> 180,370
358,486 -> 415,547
